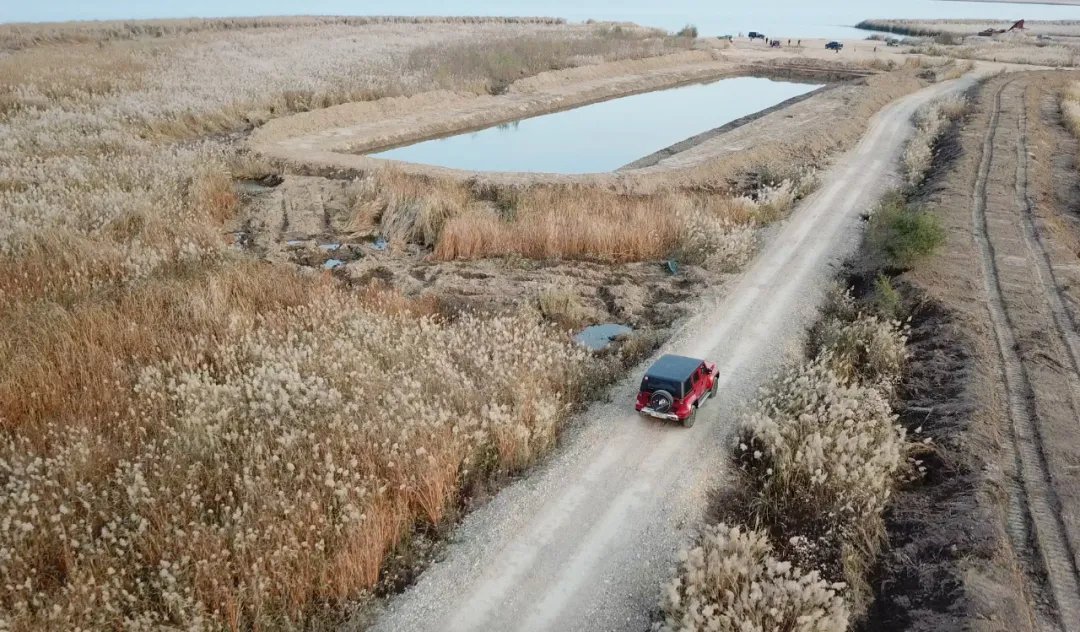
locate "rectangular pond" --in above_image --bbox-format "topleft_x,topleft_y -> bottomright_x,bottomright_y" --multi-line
369,77 -> 822,174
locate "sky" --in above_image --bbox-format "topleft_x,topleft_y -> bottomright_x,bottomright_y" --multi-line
2,0 -> 1077,39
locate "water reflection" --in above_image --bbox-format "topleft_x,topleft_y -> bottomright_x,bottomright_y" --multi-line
370,77 -> 820,174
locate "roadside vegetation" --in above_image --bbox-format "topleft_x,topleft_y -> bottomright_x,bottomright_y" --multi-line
658,289 -> 913,631
867,192 -> 946,269
0,19 -> 686,630
903,95 -> 971,186
657,87 -> 962,630
1062,80 -> 1080,137
350,171 -> 790,269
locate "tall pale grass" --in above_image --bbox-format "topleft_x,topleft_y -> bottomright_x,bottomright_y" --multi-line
2,293 -> 593,629
661,288 -> 911,628
903,95 -> 970,186
1,19 -> 673,630
1062,81 -> 1080,138
426,185 -> 768,267
0,16 -> 572,51
732,296 -> 910,617
658,524 -> 848,632
812,290 -> 909,395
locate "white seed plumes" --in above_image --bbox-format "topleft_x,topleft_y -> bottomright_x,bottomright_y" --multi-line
814,307 -> 909,396
1062,81 -> 1080,139
735,359 -> 905,531
902,94 -> 970,186
658,523 -> 848,632
662,287 -> 912,627
0,301 -> 592,629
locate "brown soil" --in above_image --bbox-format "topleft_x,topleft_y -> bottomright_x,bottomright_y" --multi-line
861,71 -> 1080,632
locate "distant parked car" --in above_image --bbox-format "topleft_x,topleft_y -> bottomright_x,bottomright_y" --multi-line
748,31 -> 766,41
635,354 -> 719,428
826,41 -> 844,52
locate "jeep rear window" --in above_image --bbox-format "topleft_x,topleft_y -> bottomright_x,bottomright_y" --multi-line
640,376 -> 682,397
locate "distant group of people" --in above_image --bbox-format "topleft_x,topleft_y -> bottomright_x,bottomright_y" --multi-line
739,33 -> 802,48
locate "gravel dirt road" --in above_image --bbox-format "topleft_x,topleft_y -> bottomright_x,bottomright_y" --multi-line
362,72 -> 984,632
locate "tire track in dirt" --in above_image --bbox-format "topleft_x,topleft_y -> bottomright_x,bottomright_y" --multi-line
972,77 -> 1080,632
1015,89 -> 1080,408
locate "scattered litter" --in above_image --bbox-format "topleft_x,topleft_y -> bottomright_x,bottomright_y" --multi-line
371,237 -> 388,251
319,243 -> 342,252
286,240 -> 306,247
323,259 -> 345,270
574,324 -> 633,351
228,232 -> 249,249
665,259 -> 680,275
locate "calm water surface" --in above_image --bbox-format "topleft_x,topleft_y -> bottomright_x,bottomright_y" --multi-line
371,77 -> 820,174
6,1 -> 1079,39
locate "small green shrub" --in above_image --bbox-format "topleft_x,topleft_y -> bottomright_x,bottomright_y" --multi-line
873,273 -> 904,320
933,32 -> 962,46
868,194 -> 945,268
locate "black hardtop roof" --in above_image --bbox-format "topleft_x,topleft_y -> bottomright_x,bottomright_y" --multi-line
644,354 -> 704,381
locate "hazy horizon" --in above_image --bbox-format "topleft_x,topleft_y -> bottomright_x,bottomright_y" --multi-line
2,0 -> 1078,40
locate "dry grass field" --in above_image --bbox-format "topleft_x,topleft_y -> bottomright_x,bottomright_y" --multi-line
0,14 -> 970,631
860,19 -> 1080,67
858,18 -> 1080,38
0,17 -> 693,630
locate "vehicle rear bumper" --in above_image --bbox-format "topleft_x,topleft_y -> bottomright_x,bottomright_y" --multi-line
639,407 -> 680,421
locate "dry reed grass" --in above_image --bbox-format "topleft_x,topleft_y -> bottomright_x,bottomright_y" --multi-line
903,94 -> 971,186
730,293 -> 910,618
1062,81 -> 1080,137
0,18 -> 673,629
336,171 -> 792,268
658,524 -> 848,632
0,16 -> 571,51
858,18 -> 1080,38
337,167 -> 782,268
660,288 -> 912,627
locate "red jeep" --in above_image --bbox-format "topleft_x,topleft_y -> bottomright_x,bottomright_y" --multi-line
635,354 -> 719,428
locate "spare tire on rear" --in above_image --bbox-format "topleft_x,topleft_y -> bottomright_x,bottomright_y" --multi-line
649,390 -> 674,413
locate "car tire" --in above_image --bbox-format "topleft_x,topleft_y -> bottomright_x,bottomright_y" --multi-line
649,390 -> 674,413
710,380 -> 718,400
682,406 -> 697,428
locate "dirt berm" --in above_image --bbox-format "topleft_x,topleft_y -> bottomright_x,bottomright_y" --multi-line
249,50 -> 929,193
